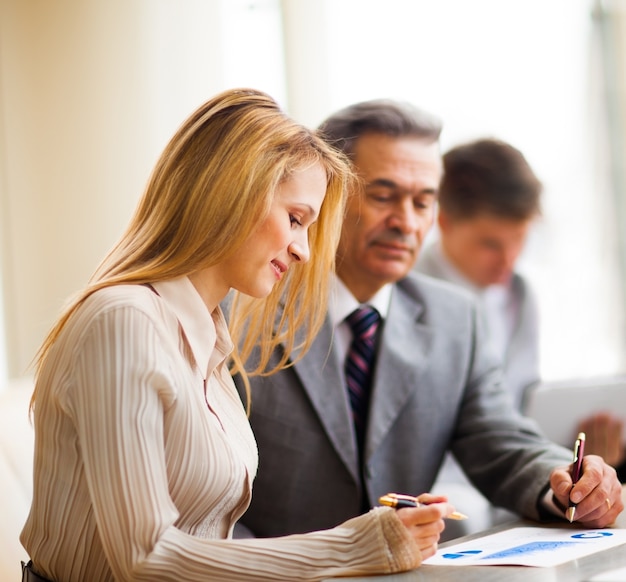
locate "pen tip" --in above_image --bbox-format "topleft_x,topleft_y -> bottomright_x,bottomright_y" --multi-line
566,507 -> 576,523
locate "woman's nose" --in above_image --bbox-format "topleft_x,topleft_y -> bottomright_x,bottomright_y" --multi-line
289,233 -> 310,263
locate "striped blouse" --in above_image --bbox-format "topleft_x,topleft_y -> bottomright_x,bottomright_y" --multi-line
20,276 -> 419,581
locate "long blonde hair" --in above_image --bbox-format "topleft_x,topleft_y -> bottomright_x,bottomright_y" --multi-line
32,88 -> 352,407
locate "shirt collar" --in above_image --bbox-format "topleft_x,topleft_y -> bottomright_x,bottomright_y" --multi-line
328,274 -> 392,328
434,240 -> 513,298
152,276 -> 233,380
432,240 -> 480,292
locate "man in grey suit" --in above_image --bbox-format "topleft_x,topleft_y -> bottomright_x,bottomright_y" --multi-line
414,138 -> 543,538
415,138 -> 541,411
234,99 -> 623,539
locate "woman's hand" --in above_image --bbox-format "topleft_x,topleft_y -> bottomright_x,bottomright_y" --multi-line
394,493 -> 457,560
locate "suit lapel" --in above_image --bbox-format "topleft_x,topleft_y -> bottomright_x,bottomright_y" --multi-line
365,283 -> 434,460
287,280 -> 435,482
507,274 -> 529,358
292,318 -> 361,483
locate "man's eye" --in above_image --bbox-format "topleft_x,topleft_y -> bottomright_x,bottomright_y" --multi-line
367,191 -> 394,203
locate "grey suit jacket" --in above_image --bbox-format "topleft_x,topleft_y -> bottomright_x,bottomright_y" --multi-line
415,243 -> 541,411
235,274 -> 570,537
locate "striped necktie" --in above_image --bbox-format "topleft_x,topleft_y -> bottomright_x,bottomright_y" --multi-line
345,306 -> 381,453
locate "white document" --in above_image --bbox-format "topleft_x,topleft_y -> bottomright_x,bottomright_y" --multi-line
424,527 -> 626,567
589,567 -> 626,581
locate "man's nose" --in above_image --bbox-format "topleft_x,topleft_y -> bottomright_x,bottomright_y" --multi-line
387,199 -> 421,233
501,245 -> 521,270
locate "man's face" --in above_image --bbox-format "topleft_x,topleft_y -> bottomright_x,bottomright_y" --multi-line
336,133 -> 442,302
438,211 -> 533,288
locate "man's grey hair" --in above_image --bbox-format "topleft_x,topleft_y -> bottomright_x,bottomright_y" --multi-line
317,99 -> 442,159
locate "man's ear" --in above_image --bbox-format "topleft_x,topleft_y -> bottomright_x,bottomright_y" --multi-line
437,210 -> 450,233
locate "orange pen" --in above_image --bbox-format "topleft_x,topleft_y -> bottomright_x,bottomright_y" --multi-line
378,492 -> 468,520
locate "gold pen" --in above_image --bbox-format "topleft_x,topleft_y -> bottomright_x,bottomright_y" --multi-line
378,492 -> 468,520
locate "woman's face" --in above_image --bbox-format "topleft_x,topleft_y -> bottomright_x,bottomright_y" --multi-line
221,162 -> 328,298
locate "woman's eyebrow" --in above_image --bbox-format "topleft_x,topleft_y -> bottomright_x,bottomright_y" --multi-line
294,203 -> 319,220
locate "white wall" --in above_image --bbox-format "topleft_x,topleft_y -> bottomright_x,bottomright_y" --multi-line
0,0 -> 285,381
1,0 -> 624,383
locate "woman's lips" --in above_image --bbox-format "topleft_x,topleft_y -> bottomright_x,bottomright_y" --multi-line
271,259 -> 287,279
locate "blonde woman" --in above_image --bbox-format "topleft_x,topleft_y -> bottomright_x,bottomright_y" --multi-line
20,89 -> 455,582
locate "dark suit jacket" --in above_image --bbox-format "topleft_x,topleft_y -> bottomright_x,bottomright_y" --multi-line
235,274 -> 570,537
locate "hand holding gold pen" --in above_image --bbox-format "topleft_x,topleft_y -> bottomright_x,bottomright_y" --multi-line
378,492 -> 468,520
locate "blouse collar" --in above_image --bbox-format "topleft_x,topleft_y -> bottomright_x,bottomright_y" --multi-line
152,277 -> 233,380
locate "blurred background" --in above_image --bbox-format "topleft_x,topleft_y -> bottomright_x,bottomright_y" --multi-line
0,0 -> 625,387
